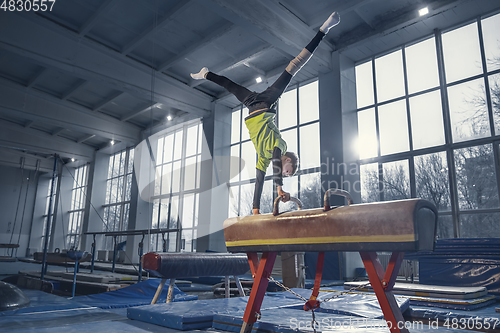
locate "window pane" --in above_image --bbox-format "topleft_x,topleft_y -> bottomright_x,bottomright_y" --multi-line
228,185 -> 239,217
185,125 -> 198,157
151,200 -> 159,229
360,163 -> 379,203
280,176 -> 299,212
197,125 -> 203,155
481,13 -> 500,72
415,152 -> 451,211
357,108 -> 378,159
409,90 -> 445,149
160,163 -> 171,195
378,100 -> 409,155
437,215 -> 454,239
382,160 -> 410,201
490,74 -> 500,135
299,172 -> 321,209
375,50 -> 405,102
442,22 -> 482,83
240,183 -> 254,217
174,130 -> 183,160
259,179 -> 274,215
128,149 -> 134,174
171,161 -> 181,193
448,78 -> 490,142
281,128 -> 297,156
460,213 -> 500,238
405,37 -> 439,94
299,81 -> 319,124
299,123 -> 320,169
230,145 -> 240,183
241,108 -> 250,142
455,144 -> 499,210
356,61 -> 374,108
278,89 -> 297,129
184,156 -> 197,191
169,196 -> 179,229
231,109 -> 241,144
181,229 -> 193,252
163,134 -> 174,163
240,141 -> 256,181
182,194 -> 194,229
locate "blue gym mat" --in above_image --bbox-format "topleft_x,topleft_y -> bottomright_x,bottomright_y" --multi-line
73,278 -> 197,309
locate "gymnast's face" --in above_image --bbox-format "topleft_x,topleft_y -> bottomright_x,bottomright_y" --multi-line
282,157 -> 293,176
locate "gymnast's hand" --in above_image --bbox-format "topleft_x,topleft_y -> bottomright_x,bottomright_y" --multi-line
278,188 -> 290,202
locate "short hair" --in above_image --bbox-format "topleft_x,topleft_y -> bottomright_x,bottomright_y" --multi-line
284,151 -> 299,176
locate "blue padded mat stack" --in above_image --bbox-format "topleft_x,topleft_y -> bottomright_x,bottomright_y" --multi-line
212,307 -> 483,333
127,294 -> 309,330
73,278 -> 197,309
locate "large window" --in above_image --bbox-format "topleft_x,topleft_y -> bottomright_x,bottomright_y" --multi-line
41,174 -> 58,251
355,13 -> 500,239
66,165 -> 89,249
103,148 -> 134,249
229,80 -> 322,216
151,120 -> 202,252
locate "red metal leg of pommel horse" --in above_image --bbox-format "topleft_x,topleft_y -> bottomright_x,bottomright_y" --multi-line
360,251 -> 409,333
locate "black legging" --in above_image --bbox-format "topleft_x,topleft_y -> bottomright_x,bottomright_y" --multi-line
205,30 -> 326,112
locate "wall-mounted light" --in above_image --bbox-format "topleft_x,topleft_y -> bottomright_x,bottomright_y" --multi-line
255,77 -> 262,83
419,7 -> 429,16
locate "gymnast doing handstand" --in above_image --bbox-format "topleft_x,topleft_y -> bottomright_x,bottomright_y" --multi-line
191,11 -> 340,215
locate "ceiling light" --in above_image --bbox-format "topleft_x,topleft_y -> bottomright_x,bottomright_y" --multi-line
71,158 -> 75,162
419,7 -> 429,16
255,77 -> 262,83
167,115 -> 172,121
110,140 -> 115,146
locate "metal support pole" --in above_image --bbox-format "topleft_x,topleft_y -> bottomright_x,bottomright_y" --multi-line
234,275 -> 245,297
151,278 -> 167,304
72,258 -> 78,297
138,234 -> 145,283
111,236 -> 117,273
41,154 -> 58,280
166,278 -> 176,303
90,234 -> 96,273
225,275 -> 230,298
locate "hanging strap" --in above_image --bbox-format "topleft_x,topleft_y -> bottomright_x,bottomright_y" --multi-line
303,251 -> 325,311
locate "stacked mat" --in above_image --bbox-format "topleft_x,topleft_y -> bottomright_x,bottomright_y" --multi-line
127,288 -> 409,331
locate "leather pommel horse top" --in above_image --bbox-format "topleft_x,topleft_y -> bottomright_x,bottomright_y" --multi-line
224,198 -> 437,253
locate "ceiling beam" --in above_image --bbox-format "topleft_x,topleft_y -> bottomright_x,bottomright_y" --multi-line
0,77 -> 141,143
1,12 -> 212,118
0,147 -> 54,172
92,91 -> 123,112
79,0 -> 116,36
306,0 -> 375,28
0,120 -> 95,161
158,22 -> 235,72
190,44 -> 273,88
121,102 -> 160,122
26,68 -> 48,89
197,0 -> 332,70
51,127 -> 66,136
62,80 -> 87,101
121,0 -> 193,55
77,134 -> 95,144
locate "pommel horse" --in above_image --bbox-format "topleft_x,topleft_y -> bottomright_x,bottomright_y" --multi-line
223,189 -> 438,333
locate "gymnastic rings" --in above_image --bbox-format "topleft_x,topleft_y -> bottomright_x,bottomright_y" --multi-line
273,196 -> 302,216
323,189 -> 354,211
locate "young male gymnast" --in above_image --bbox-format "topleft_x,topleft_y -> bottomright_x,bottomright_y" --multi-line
191,12 -> 340,215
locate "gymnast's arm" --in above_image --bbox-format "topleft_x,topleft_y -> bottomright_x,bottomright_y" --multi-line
252,168 -> 265,215
273,147 -> 290,203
